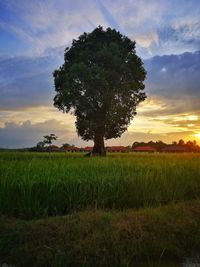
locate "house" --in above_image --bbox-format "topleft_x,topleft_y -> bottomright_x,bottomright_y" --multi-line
84,146 -> 93,152
106,146 -> 128,152
132,146 -> 157,152
161,145 -> 186,153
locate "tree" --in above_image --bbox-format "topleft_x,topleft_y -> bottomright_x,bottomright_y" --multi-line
53,26 -> 146,156
36,141 -> 45,151
43,134 -> 57,151
61,143 -> 71,148
178,139 -> 185,146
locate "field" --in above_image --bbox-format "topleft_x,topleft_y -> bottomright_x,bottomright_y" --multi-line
0,152 -> 200,266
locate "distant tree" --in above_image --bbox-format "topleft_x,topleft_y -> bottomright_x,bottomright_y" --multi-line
132,140 -> 167,152
193,140 -> 197,146
132,142 -> 140,148
61,143 -> 70,148
53,26 -> 146,156
178,139 -> 185,146
43,134 -> 58,152
186,141 -> 193,146
155,141 -> 167,151
185,140 -> 199,152
36,141 -> 45,151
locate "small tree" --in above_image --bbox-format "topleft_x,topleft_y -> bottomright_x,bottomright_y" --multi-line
53,26 -> 146,156
62,143 -> 70,148
178,139 -> 185,146
43,134 -> 57,152
36,141 -> 45,151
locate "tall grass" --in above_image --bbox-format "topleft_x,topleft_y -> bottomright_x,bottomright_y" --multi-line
0,152 -> 200,219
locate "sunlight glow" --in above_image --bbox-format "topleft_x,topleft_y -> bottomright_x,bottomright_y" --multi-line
195,133 -> 200,139
188,115 -> 198,121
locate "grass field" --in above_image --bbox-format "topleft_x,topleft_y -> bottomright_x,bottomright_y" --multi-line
0,152 -> 200,218
0,152 -> 200,266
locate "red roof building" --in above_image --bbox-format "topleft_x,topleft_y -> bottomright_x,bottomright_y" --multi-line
84,146 -> 93,152
133,146 -> 157,152
107,146 -> 128,152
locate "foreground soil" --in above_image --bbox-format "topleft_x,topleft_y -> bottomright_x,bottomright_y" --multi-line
0,200 -> 200,267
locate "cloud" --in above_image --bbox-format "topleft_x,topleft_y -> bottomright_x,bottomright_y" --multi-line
0,53 -> 63,110
105,0 -> 200,57
151,115 -> 200,131
144,51 -> 200,115
0,0 -> 109,56
136,32 -> 159,49
0,49 -> 200,145
1,0 -> 200,57
1,47 -> 199,112
0,118 -> 197,148
0,119 -> 77,148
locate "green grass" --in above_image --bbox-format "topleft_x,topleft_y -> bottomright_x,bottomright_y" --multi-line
0,152 -> 200,219
1,152 -> 200,266
1,200 -> 200,267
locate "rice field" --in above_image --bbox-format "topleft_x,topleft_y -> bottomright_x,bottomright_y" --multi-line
0,152 -> 200,219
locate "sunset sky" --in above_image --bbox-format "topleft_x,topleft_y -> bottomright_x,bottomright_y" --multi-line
0,0 -> 200,148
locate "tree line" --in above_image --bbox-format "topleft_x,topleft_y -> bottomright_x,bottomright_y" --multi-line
132,139 -> 200,152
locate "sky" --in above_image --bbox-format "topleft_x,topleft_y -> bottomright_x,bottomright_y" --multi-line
0,0 -> 200,148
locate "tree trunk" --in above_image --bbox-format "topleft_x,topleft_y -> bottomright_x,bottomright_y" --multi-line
92,132 -> 106,156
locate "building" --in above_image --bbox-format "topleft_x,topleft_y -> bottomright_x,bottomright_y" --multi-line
84,146 -> 93,152
106,146 -> 129,152
132,146 -> 157,152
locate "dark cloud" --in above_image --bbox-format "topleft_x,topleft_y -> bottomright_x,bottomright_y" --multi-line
0,49 -> 199,136
0,52 -> 63,110
158,23 -> 200,49
1,50 -> 200,112
143,51 -> 200,116
145,51 -> 200,95
0,118 -> 195,148
0,119 -> 72,148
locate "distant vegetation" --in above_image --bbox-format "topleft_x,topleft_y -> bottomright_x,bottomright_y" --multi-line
132,139 -> 200,152
1,138 -> 199,153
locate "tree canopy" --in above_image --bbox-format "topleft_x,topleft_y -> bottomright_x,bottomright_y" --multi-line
53,26 -> 146,155
43,134 -> 57,146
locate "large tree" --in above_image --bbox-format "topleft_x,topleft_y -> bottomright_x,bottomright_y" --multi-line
53,26 -> 146,156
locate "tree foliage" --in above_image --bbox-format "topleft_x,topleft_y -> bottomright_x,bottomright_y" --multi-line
53,26 -> 146,155
36,141 -> 45,151
43,134 -> 57,146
